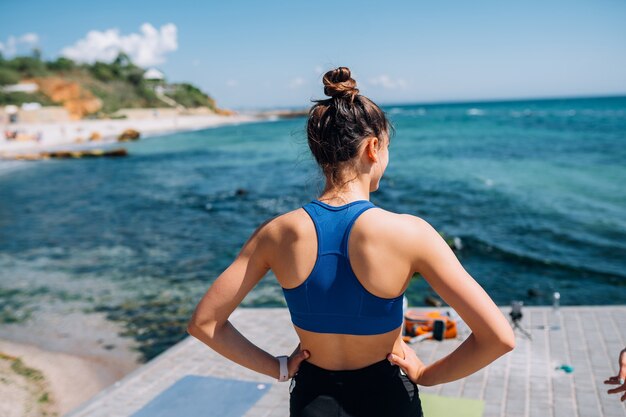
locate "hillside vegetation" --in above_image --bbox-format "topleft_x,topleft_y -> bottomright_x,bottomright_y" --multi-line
0,50 -> 220,119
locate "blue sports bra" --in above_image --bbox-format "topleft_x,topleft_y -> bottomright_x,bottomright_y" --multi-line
281,199 -> 405,335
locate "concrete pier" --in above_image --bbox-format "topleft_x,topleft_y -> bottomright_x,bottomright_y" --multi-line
65,306 -> 626,417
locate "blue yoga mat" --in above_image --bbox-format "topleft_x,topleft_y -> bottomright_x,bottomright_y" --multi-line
130,375 -> 271,417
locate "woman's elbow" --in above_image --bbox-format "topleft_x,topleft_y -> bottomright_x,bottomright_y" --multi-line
480,327 -> 516,353
186,312 -> 209,333
186,320 -> 198,336
186,318 -> 221,340
186,319 -> 202,338
498,329 -> 516,352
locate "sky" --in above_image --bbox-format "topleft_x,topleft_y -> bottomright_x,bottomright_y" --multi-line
1,0 -> 625,111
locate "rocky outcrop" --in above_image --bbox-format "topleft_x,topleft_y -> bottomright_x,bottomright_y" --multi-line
29,77 -> 103,120
117,129 -> 140,141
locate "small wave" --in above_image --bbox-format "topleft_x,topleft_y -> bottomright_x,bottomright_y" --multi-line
510,109 -> 535,118
0,160 -> 33,177
465,234 -> 626,282
474,175 -> 494,187
466,108 -> 485,116
254,196 -> 300,214
386,108 -> 426,117
580,109 -> 626,117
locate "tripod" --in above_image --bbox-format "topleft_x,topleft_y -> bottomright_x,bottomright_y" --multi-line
510,301 -> 532,341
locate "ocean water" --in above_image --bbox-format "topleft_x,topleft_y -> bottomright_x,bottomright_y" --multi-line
1,96 -> 625,360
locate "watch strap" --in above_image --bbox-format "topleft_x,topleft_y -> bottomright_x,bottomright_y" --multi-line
276,355 -> 289,382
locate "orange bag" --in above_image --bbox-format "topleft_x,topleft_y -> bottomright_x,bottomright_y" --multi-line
403,310 -> 457,339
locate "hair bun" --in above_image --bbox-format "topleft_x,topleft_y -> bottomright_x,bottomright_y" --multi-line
323,66 -> 359,100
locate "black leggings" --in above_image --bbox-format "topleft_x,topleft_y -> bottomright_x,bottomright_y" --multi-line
289,357 -> 424,417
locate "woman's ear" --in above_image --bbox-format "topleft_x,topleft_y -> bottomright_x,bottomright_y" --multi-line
367,136 -> 379,161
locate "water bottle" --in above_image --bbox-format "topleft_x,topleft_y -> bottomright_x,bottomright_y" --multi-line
550,291 -> 561,330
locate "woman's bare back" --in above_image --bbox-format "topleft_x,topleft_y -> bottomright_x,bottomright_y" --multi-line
266,205 -> 417,370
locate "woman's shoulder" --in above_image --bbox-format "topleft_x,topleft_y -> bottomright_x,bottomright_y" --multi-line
254,206 -> 310,242
256,203 -> 437,246
360,205 -> 433,234
365,207 -> 432,240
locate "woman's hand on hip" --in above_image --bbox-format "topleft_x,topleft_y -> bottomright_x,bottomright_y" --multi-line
387,339 -> 426,385
288,342 -> 310,378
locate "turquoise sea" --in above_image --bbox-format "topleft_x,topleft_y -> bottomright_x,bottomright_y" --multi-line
1,95 -> 625,360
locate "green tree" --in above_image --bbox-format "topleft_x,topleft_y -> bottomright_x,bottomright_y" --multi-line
126,67 -> 145,86
31,47 -> 42,61
0,67 -> 21,86
90,61 -> 116,81
113,52 -> 132,68
0,91 -> 54,106
168,83 -> 215,108
6,56 -> 48,77
47,57 -> 76,72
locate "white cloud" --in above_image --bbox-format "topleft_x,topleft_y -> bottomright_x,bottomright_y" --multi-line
0,37 -> 11,55
289,77 -> 306,89
20,33 -> 39,45
226,79 -> 239,87
368,74 -> 408,89
0,33 -> 39,56
60,23 -> 178,67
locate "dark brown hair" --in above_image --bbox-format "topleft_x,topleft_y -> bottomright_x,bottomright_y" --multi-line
306,66 -> 395,189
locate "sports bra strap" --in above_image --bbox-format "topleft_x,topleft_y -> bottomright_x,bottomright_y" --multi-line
340,203 -> 376,257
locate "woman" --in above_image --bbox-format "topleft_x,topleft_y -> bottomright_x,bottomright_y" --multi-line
187,66 -> 516,417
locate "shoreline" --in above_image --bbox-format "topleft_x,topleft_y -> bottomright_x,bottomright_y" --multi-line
0,338 -> 141,417
0,112 -> 267,158
0,304 -> 144,417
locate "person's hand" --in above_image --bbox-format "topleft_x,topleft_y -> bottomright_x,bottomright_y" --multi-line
604,347 -> 626,402
387,338 -> 427,385
287,342 -> 310,378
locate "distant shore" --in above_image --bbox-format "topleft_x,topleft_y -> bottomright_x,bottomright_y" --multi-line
0,112 -> 267,158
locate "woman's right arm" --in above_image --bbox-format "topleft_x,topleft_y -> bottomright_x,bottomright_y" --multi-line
403,215 -> 516,386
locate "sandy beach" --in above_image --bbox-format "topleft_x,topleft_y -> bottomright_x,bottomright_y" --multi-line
0,339 -> 139,417
0,306 -> 144,417
0,112 -> 265,157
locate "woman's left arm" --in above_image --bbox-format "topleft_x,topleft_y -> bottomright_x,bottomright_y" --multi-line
187,218 -> 306,380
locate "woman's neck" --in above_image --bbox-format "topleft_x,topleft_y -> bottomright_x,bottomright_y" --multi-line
318,181 -> 370,204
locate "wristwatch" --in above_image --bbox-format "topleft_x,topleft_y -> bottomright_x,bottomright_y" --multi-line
276,355 -> 289,382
